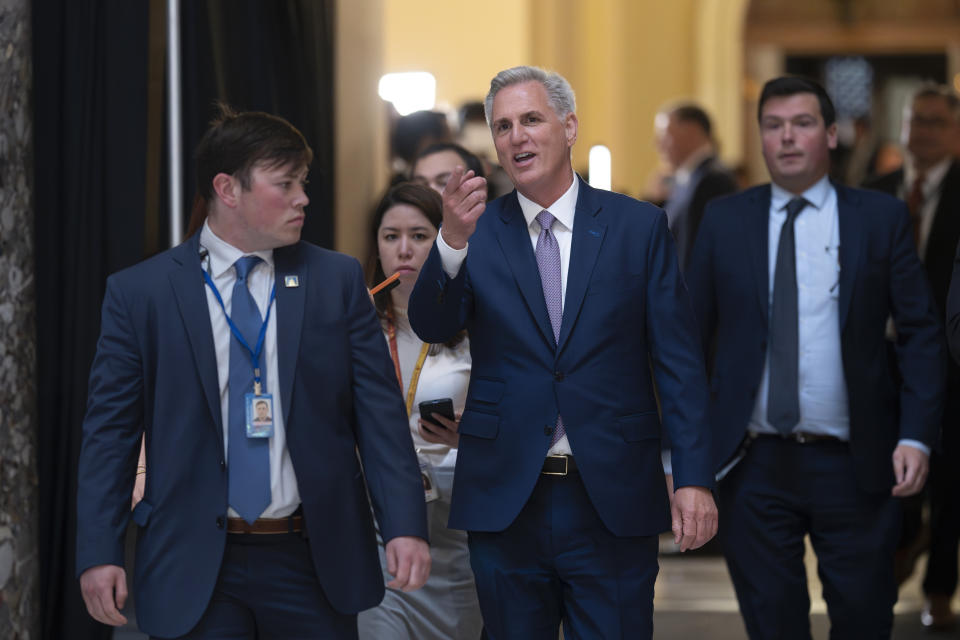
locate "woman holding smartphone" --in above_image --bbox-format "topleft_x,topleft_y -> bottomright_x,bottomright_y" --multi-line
359,181 -> 483,639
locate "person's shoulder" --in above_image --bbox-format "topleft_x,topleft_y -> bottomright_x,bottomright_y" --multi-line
105,241 -> 193,290
284,241 -> 361,271
586,184 -> 663,222
837,182 -> 905,211
703,183 -> 764,215
862,168 -> 903,193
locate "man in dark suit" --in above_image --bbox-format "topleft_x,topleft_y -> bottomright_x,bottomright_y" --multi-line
76,108 -> 430,638
408,65 -> 717,640
686,77 -> 945,638
865,84 -> 960,629
655,102 -> 738,272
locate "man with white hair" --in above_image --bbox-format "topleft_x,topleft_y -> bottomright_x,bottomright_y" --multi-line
409,65 -> 717,639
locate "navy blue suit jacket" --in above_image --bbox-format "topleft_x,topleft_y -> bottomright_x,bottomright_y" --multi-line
76,234 -> 427,638
686,183 -> 945,492
409,178 -> 713,537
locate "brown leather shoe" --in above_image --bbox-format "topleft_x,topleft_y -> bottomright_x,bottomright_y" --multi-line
920,594 -> 956,631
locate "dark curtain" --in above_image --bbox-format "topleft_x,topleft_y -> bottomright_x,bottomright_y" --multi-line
34,2 -> 149,639
179,0 -> 335,248
33,1 -> 335,638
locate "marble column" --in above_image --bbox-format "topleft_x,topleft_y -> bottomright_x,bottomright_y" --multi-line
0,0 -> 40,637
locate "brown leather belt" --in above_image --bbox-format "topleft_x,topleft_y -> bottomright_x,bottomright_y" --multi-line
752,432 -> 845,445
227,514 -> 304,534
542,455 -> 578,476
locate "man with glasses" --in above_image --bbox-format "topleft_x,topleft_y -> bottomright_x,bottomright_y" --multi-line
866,84 -> 960,629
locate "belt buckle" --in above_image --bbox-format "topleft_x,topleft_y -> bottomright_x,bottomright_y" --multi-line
543,455 -> 569,477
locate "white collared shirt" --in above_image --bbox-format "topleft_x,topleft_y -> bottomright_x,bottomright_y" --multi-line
901,156 -> 952,260
437,176 -> 580,456
749,177 -> 850,439
748,177 -> 928,454
200,220 -> 300,519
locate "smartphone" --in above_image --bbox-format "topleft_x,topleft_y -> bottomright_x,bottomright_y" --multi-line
418,398 -> 455,428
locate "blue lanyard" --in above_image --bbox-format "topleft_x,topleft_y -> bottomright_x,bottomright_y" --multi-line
202,267 -> 277,393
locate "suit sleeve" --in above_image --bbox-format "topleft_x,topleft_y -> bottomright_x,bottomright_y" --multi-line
887,201 -> 947,445
644,211 -> 714,489
408,241 -> 473,344
343,260 -> 428,543
947,239 -> 960,365
685,203 -> 720,364
76,277 -> 144,577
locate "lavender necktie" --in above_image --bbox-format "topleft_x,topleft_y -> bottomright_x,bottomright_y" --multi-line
536,210 -> 565,445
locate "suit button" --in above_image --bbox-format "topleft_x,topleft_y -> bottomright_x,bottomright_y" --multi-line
554,371 -> 564,381
544,425 -> 554,436
220,459 -> 226,470
216,516 -> 225,529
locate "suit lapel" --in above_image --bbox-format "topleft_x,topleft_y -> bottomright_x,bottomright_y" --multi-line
273,244 -> 306,427
836,184 -> 864,330
169,235 -> 223,444
495,193 -> 556,348
749,186 -> 772,323
557,180 -> 605,353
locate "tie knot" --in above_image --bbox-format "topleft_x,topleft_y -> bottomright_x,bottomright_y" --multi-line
536,210 -> 556,232
234,255 -> 261,281
784,197 -> 808,221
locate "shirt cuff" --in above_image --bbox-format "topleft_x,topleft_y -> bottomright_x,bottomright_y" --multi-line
437,231 -> 468,279
897,439 -> 931,456
661,449 -> 673,476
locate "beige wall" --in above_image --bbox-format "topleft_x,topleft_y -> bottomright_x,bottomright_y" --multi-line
380,0 -> 745,197
382,0 -> 531,111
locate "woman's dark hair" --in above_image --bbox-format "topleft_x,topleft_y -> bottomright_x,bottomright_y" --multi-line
365,181 -> 465,349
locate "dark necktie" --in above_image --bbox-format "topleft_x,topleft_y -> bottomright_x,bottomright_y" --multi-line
535,210 -> 565,445
906,171 -> 926,250
767,197 -> 808,435
228,255 -> 271,523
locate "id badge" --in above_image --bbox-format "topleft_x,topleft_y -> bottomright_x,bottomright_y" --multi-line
245,393 -> 275,438
419,458 -> 439,503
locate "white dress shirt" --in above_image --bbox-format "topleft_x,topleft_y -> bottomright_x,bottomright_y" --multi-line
200,221 -> 300,518
438,176 -> 579,456
748,178 -> 927,454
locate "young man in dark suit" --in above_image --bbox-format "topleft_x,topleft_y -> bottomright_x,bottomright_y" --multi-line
686,76 -> 946,638
77,108 -> 430,639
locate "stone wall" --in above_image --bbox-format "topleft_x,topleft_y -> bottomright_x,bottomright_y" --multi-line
0,0 -> 39,636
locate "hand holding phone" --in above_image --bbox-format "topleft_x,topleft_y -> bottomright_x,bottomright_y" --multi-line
417,398 -> 459,448
418,398 -> 455,427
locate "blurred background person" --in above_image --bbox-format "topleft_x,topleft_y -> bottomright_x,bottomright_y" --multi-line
390,110 -> 453,184
359,182 -> 483,640
866,83 -> 960,631
457,100 -> 515,200
412,142 -> 486,197
655,102 -> 738,272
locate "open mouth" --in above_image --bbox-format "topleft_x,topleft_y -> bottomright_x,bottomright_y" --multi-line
514,152 -> 536,165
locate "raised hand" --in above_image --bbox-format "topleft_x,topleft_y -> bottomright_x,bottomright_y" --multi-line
439,166 -> 487,250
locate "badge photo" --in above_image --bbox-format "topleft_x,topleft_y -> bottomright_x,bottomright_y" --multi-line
246,394 -> 275,438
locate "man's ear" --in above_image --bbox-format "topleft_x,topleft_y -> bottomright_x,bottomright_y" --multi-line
565,112 -> 579,148
826,122 -> 839,150
212,173 -> 239,207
